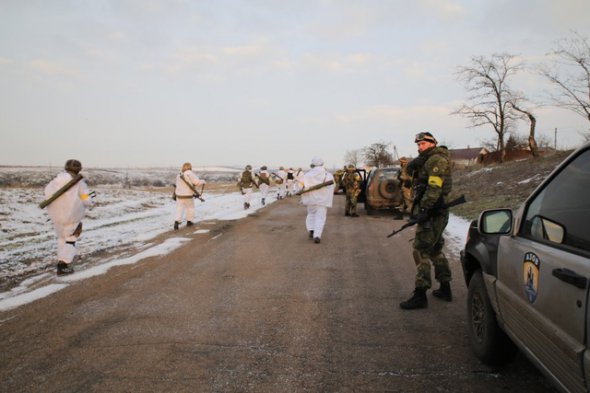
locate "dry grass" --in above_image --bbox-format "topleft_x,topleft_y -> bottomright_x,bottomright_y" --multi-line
450,150 -> 573,221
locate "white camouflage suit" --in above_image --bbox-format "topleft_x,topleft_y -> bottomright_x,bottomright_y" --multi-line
286,168 -> 295,196
175,169 -> 204,223
276,168 -> 287,199
45,172 -> 93,264
258,169 -> 270,201
298,158 -> 335,241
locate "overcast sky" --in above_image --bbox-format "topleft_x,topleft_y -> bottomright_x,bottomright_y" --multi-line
1,0 -> 589,169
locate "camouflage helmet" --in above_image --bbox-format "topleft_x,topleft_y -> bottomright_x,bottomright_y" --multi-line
261,165 -> 267,170
346,164 -> 356,172
64,159 -> 82,174
399,156 -> 408,163
245,164 -> 252,170
414,131 -> 437,144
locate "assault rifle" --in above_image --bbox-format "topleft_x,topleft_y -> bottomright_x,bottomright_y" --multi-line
179,174 -> 205,202
296,180 -> 334,195
386,194 -> 466,238
271,172 -> 284,184
39,174 -> 84,209
255,173 -> 270,186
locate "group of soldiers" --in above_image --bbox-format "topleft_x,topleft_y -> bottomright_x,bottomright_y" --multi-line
236,165 -> 305,210
41,132 -> 453,312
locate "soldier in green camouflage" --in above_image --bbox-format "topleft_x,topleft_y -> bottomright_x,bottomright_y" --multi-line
333,167 -> 345,194
400,132 -> 453,310
398,157 -> 413,215
342,164 -> 362,217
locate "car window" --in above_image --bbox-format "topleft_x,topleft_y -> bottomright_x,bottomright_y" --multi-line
521,148 -> 590,252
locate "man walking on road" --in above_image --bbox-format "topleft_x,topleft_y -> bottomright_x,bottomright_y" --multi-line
43,159 -> 94,275
342,164 -> 362,217
174,162 -> 205,229
297,157 -> 335,244
400,132 -> 453,310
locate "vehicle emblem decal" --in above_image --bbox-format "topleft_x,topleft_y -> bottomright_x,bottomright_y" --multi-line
523,252 -> 540,303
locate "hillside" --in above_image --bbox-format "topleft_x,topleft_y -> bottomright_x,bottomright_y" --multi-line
450,149 -> 573,221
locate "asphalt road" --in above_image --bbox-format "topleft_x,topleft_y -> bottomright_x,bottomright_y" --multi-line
0,195 -> 556,393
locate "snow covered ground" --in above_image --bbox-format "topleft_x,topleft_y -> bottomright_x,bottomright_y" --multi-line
0,179 -> 471,312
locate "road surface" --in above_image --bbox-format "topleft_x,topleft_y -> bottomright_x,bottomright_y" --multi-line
0,195 -> 555,392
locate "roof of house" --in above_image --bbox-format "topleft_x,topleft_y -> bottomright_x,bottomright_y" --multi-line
449,147 -> 488,160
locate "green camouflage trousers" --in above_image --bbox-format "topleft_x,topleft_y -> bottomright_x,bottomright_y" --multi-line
412,210 -> 451,289
345,191 -> 358,214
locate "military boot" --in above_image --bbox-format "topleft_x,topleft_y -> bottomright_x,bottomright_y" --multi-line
57,261 -> 74,276
262,198 -> 265,205
400,288 -> 428,310
432,282 -> 453,302
173,221 -> 180,230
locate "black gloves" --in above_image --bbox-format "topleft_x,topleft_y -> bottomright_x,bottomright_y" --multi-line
415,208 -> 430,223
403,180 -> 412,188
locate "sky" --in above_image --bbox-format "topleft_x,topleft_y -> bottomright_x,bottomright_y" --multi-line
1,0 -> 589,169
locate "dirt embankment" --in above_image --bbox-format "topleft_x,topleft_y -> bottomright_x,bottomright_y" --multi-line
450,150 -> 573,221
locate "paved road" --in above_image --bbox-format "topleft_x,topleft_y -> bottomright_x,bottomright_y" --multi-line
0,196 -> 555,392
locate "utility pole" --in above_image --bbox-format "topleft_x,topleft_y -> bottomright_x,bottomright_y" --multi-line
554,128 -> 557,151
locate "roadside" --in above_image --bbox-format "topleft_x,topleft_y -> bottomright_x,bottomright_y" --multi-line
451,150 -> 572,220
0,196 -> 554,392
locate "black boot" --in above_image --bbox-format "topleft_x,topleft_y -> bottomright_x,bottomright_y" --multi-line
173,221 -> 180,230
262,198 -> 265,205
186,221 -> 194,227
432,282 -> 453,302
57,261 -> 74,276
308,230 -> 314,238
400,288 -> 428,310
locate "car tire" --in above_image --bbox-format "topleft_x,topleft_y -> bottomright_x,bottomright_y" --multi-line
467,270 -> 517,365
378,179 -> 397,200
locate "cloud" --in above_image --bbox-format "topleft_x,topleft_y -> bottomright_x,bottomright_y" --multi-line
222,45 -> 265,57
0,57 -> 12,65
172,47 -> 218,66
302,52 -> 372,73
30,59 -> 81,78
419,0 -> 466,19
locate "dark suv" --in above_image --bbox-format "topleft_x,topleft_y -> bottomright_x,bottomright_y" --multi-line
460,143 -> 590,392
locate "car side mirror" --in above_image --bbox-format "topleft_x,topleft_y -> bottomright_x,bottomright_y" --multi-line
529,215 -> 565,244
479,209 -> 513,235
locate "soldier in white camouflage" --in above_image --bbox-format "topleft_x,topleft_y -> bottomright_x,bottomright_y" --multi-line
257,166 -> 271,205
400,132 -> 453,310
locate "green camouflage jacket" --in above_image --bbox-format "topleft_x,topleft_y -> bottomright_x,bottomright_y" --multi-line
342,171 -> 361,191
414,146 -> 452,210
238,170 -> 256,188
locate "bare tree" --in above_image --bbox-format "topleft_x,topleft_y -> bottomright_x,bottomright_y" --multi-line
453,54 -> 523,162
343,149 -> 362,167
510,100 -> 539,157
540,32 -> 590,126
363,142 -> 394,168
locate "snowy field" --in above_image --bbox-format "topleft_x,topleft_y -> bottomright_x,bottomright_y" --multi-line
0,167 -> 471,311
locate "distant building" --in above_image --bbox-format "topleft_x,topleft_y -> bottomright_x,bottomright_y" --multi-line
449,147 -> 489,168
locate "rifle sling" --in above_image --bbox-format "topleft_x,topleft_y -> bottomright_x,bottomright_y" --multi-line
39,174 -> 84,209
179,173 -> 200,197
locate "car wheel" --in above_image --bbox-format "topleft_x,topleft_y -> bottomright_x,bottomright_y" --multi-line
378,179 -> 397,200
467,270 -> 517,365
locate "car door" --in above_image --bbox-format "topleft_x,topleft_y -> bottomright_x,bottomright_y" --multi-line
495,146 -> 590,393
